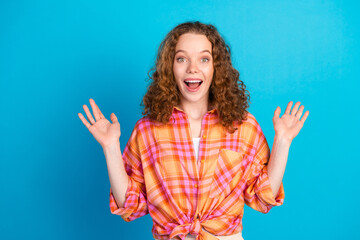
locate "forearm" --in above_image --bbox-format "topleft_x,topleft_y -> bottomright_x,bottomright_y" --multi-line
103,140 -> 129,208
267,135 -> 291,197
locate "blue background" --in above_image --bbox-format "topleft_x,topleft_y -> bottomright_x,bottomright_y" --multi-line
1,0 -> 358,239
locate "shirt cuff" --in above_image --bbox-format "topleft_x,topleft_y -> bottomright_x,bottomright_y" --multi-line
109,175 -> 138,215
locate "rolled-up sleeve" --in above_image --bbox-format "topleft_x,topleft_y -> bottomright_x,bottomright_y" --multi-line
244,121 -> 285,213
109,122 -> 149,221
109,175 -> 148,221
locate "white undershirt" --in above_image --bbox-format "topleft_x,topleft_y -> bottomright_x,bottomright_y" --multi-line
192,137 -> 201,162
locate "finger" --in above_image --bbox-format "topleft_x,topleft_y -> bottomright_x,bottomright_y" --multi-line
295,105 -> 304,120
78,113 -> 92,129
92,99 -> 105,119
110,113 -> 119,124
291,101 -> 301,116
300,110 -> 309,124
273,106 -> 281,119
284,101 -> 293,115
83,104 -> 95,124
89,98 -> 100,121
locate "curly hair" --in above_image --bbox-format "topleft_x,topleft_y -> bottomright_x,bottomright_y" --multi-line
142,21 -> 250,133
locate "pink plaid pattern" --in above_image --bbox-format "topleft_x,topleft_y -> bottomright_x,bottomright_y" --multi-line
109,107 -> 285,240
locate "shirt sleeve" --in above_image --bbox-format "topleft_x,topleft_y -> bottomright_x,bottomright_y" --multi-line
244,120 -> 285,214
109,121 -> 149,221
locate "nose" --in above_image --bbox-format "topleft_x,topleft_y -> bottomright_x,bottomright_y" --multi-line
186,60 -> 199,73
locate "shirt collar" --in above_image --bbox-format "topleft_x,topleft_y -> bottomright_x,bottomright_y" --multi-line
173,106 -> 217,115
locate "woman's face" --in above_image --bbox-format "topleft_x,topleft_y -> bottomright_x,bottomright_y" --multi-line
173,33 -> 214,106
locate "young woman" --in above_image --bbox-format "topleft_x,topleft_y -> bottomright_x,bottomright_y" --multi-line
78,21 -> 309,240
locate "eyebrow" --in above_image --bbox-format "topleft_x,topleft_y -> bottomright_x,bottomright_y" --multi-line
175,49 -> 212,54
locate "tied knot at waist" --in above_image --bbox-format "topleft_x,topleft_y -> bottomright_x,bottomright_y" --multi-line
169,218 -> 219,240
189,218 -> 201,235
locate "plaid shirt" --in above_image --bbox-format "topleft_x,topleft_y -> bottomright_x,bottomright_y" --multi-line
109,107 -> 285,240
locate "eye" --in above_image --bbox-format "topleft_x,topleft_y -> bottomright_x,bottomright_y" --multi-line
201,58 -> 210,63
176,57 -> 185,62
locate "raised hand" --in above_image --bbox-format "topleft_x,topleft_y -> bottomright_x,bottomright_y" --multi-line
78,98 -> 121,149
273,101 -> 309,143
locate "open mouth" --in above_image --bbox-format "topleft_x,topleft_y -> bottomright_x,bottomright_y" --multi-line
184,79 -> 203,89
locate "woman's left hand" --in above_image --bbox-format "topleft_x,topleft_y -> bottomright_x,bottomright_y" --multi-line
273,101 -> 310,143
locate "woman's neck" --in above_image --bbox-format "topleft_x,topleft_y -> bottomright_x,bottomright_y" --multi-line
179,98 -> 209,121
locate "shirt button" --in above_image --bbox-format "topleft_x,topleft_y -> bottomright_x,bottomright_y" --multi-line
203,135 -> 207,139
194,184 -> 198,188
201,159 -> 204,163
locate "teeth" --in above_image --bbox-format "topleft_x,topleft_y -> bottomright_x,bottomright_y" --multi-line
184,80 -> 202,83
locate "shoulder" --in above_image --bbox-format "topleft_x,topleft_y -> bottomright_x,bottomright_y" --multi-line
131,116 -> 164,138
233,111 -> 266,146
235,111 -> 261,130
133,115 -> 168,130
127,116 -> 158,150
133,116 -> 154,130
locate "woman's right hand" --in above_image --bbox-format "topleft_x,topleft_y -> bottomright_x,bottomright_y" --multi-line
78,98 -> 121,149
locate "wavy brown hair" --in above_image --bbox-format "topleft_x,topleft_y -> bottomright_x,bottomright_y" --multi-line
142,21 -> 250,133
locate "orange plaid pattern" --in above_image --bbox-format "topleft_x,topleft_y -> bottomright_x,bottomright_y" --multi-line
110,107 -> 285,240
